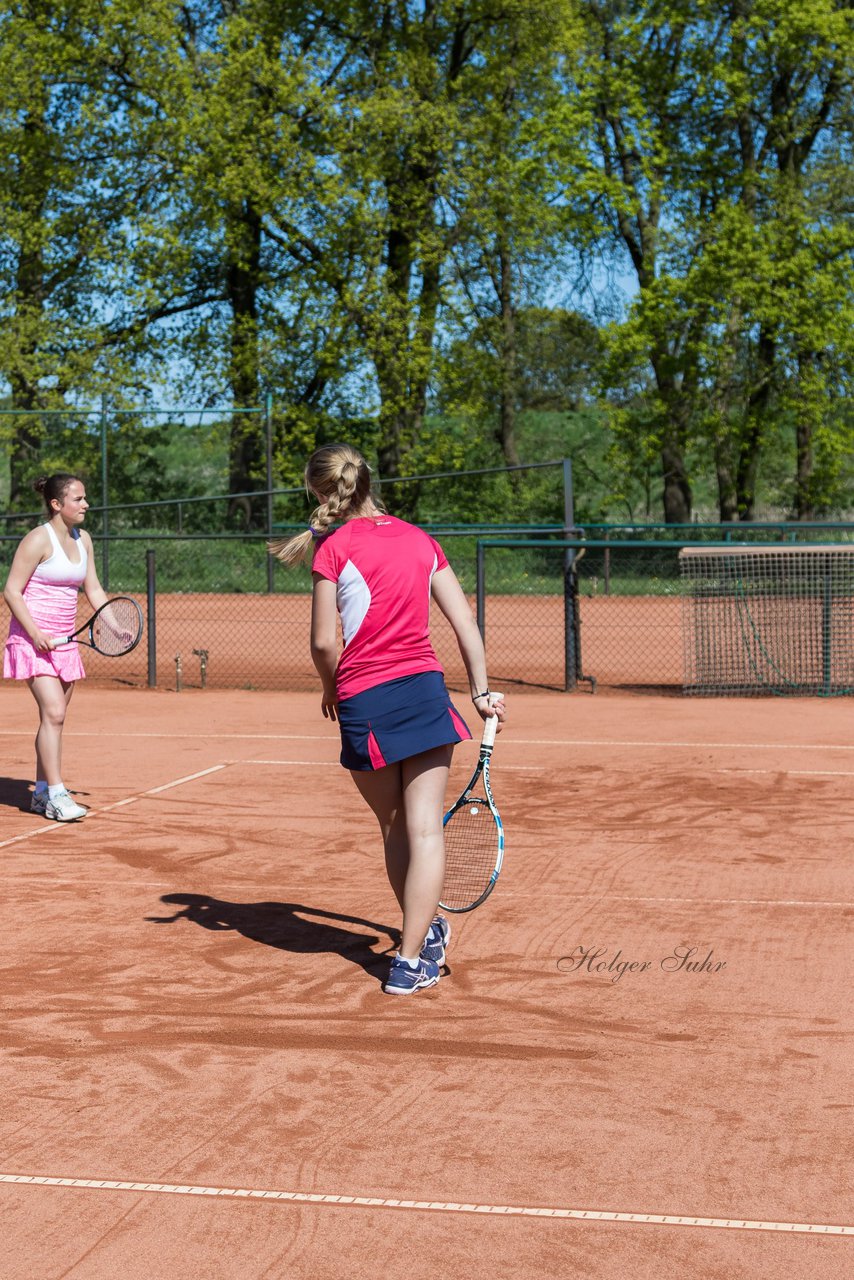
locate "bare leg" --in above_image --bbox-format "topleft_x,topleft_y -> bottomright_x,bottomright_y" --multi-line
351,744 -> 451,959
351,762 -> 406,904
398,746 -> 451,956
27,677 -> 74,786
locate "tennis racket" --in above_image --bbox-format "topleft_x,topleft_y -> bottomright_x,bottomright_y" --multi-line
440,694 -> 505,913
53,596 -> 144,656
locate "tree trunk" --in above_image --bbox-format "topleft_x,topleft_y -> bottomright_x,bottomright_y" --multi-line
8,109 -> 48,507
736,329 -> 775,520
792,349 -> 817,520
226,202 -> 262,526
650,355 -> 692,522
495,238 -> 521,468
660,434 -> 692,523
713,443 -> 739,522
8,374 -> 43,509
374,164 -> 441,519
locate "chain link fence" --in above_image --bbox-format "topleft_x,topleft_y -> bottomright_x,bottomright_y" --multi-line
477,537 -> 854,696
2,524 -> 853,695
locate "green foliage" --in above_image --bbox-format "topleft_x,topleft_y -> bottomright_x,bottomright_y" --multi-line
0,0 -> 850,524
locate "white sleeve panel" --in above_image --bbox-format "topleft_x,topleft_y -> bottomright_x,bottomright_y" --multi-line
337,559 -> 372,645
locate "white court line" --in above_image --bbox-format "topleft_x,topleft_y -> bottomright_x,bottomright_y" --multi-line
722,768 -> 854,778
245,759 -> 338,767
244,760 -> 852,778
0,1174 -> 849,1236
0,879 -> 849,908
535,893 -> 854,909
0,731 -> 332,741
0,766 -> 227,851
2,730 -> 853,752
243,759 -> 538,772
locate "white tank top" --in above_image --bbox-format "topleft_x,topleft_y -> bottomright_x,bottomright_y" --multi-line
31,523 -> 88,586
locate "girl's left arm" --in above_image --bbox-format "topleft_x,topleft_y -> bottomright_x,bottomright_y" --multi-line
81,533 -> 109,612
310,573 -> 339,720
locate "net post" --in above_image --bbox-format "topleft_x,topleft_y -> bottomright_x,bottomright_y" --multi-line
146,548 -> 157,688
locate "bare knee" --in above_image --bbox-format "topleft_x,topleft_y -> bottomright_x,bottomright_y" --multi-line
406,815 -> 443,849
38,701 -> 67,731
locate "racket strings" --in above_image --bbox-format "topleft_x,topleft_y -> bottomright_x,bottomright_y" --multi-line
91,601 -> 141,655
442,796 -> 499,911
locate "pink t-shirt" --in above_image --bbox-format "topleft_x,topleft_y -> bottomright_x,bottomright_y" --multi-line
311,515 -> 449,700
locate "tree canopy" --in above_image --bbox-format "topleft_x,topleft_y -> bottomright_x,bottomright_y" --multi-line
0,0 -> 850,521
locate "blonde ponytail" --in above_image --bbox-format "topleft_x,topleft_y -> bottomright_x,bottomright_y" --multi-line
267,443 -> 381,567
268,528 -> 315,566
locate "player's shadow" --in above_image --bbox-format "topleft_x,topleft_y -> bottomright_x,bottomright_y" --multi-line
0,777 -> 92,812
0,777 -> 35,812
147,893 -> 399,980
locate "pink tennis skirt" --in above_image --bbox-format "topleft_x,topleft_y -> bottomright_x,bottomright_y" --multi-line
4,634 -> 86,682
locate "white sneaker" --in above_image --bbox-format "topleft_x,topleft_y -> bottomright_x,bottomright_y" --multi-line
45,790 -> 88,822
30,791 -> 48,815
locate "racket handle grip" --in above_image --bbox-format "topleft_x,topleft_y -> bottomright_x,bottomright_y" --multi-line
481,691 -> 503,748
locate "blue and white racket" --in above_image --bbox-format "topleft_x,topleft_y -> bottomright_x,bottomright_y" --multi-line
440,695 -> 505,913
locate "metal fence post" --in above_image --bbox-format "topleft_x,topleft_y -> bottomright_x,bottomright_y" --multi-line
476,540 -> 486,639
563,460 -> 576,691
562,458 -> 575,546
146,549 -> 157,687
564,552 -> 577,692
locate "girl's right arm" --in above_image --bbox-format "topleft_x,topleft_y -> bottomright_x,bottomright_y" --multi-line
3,528 -> 55,651
431,566 -> 506,728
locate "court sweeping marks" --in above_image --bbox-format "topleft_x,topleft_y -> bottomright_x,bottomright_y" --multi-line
0,765 -> 227,851
0,1174 -> 851,1237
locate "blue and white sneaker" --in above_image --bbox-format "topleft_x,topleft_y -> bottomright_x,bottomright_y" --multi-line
384,954 -> 441,995
421,914 -> 451,966
45,789 -> 88,822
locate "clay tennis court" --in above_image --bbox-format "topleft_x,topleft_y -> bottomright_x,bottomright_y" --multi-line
1,682 -> 852,1278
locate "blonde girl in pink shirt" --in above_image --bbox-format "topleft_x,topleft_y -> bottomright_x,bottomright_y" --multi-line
271,443 -> 506,995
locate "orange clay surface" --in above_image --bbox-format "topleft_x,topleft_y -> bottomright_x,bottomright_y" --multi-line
0,684 -> 852,1279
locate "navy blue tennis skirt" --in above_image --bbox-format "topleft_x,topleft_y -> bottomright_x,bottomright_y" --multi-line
337,671 -> 472,771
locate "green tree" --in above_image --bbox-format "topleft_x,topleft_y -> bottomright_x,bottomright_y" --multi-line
575,0 -> 853,521
0,0 -> 228,505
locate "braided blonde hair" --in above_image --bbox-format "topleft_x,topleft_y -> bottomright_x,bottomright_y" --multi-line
268,443 -> 382,566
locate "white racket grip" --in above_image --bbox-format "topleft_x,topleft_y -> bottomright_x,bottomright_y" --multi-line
481,691 -> 503,748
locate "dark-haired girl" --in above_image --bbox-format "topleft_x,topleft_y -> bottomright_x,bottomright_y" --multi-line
3,474 -> 109,821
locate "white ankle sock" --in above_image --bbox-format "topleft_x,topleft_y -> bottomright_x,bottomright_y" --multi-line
48,783 -> 66,799
397,954 -> 420,968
